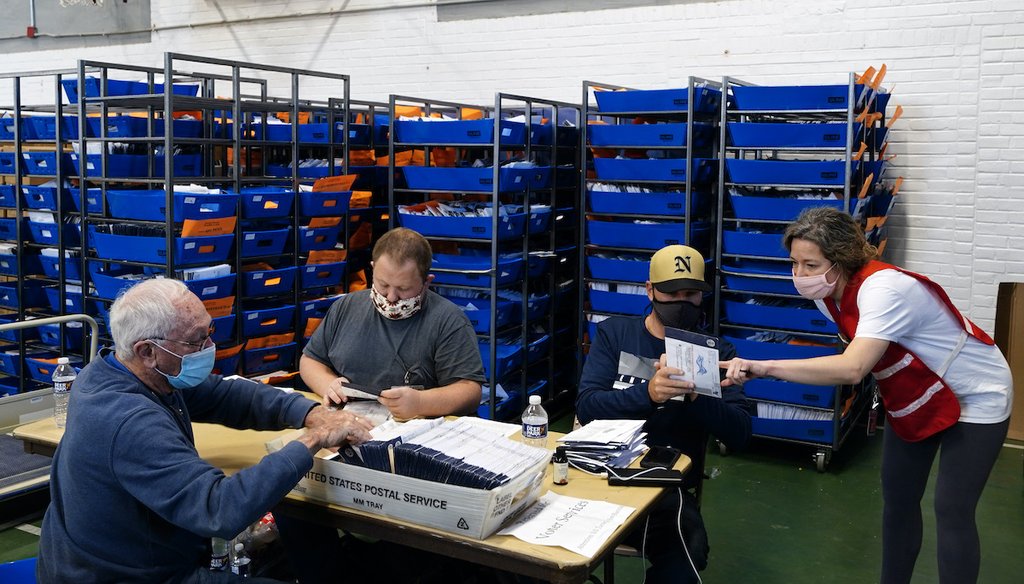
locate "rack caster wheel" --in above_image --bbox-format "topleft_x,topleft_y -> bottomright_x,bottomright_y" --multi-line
814,450 -> 831,473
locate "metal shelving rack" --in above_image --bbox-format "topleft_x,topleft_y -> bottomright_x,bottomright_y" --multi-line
578,78 -> 723,377
386,93 -> 581,421
714,73 -> 890,471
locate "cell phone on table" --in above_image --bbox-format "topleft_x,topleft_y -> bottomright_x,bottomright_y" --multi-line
639,445 -> 681,469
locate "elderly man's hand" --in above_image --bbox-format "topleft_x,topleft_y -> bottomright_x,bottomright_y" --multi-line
299,406 -> 374,453
648,354 -> 697,404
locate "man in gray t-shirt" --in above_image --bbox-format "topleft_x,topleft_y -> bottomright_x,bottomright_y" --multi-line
300,227 -> 484,419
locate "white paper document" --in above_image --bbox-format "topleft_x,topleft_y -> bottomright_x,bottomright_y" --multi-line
498,492 -> 635,558
664,327 -> 722,399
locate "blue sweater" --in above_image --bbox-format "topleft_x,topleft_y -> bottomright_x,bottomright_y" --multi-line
38,353 -> 316,583
577,316 -> 751,488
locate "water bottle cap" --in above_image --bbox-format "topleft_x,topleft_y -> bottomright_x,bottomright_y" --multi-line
529,395 -> 541,405
57,357 -> 69,365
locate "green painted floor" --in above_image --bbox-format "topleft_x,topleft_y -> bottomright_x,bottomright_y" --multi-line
3,422 -> 1022,583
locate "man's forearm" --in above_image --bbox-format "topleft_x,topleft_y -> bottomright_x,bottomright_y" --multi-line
299,355 -> 339,398
416,380 -> 482,418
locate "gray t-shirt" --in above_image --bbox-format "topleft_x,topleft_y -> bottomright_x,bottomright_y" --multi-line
303,289 -> 485,390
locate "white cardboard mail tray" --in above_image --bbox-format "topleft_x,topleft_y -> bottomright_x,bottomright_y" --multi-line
266,431 -> 547,540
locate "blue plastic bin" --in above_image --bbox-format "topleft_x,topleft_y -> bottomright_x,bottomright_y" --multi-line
0,152 -> 23,174
0,185 -> 15,207
729,192 -> 856,221
70,153 -> 202,178
28,221 -> 80,246
0,117 -> 22,140
722,299 -> 837,335
587,254 -> 655,282
587,219 -> 710,250
183,273 -> 235,301
476,391 -> 521,421
242,304 -> 296,337
24,116 -> 58,140
395,119 -> 527,145
0,252 -> 41,276
0,217 -> 25,241
720,261 -> 796,295
726,159 -> 857,186
39,253 -> 82,281
106,190 -> 237,221
398,211 -> 528,241
68,187 -> 103,213
209,314 -> 236,344
731,84 -> 865,111
298,226 -> 342,253
751,416 -> 836,444
25,354 -> 82,383
242,266 -> 297,297
22,186 -> 69,211
0,314 -> 40,343
588,122 -> 713,148
45,286 -> 83,313
299,190 -> 351,216
593,157 -> 716,183
478,340 -> 524,378
588,287 -> 650,316
446,297 -> 517,334
587,189 -> 711,216
594,86 -> 722,114
214,351 -> 241,377
299,262 -> 346,290
402,166 -> 536,193
89,268 -> 143,300
62,77 -> 199,102
266,164 -> 343,179
727,122 -> 862,149
722,229 -> 787,258
723,331 -> 838,361
241,228 -> 291,258
90,228 -> 235,266
744,378 -> 836,409
0,377 -> 45,397
526,333 -> 551,364
243,342 -> 297,375
237,189 -> 295,219
300,295 -> 341,330
38,323 -> 86,351
84,116 -> 203,138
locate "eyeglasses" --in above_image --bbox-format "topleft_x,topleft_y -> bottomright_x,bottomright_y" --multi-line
152,331 -> 214,350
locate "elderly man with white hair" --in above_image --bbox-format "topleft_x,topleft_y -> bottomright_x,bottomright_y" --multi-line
37,278 -> 373,584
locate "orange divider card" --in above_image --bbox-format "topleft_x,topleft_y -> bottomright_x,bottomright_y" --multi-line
216,343 -> 244,360
856,66 -> 877,85
203,296 -> 235,318
245,332 -> 295,350
307,216 -> 342,228
347,150 -> 376,166
304,317 -> 323,339
350,190 -> 372,208
313,175 -> 357,192
182,216 -> 236,237
262,371 -> 300,385
307,249 -> 347,264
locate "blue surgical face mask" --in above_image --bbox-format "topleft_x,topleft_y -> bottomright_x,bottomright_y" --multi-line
150,341 -> 216,389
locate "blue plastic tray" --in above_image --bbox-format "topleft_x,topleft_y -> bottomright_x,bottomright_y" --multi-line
266,164 -> 343,179
250,122 -> 348,143
446,297 -> 518,334
398,211 -> 529,241
402,166 -> 537,193
722,299 -> 838,335
243,342 -> 297,375
241,228 -> 291,258
723,332 -> 838,360
183,273 -> 235,301
85,116 -> 203,138
24,354 -> 83,384
209,314 -> 236,344
588,288 -> 649,316
214,351 -> 241,377
22,116 -> 79,140
300,295 -> 341,329
594,87 -> 722,114
106,190 -> 238,221
62,77 -> 199,102
22,186 -> 66,211
524,293 -> 551,322
242,304 -> 296,337
45,286 -> 83,313
90,269 -> 143,300
0,117 -> 20,140
299,190 -> 351,217
744,378 -> 836,409
720,260 -> 796,295
0,217 -> 25,241
40,254 -> 82,281
90,228 -> 235,266
22,152 -> 73,176
476,391 -> 521,421
478,340 -> 524,379
0,314 -> 38,343
68,187 -> 103,213
731,84 -> 865,111
587,254 -> 651,282
0,377 -> 45,397
28,221 -> 80,246
726,159 -> 858,186
0,185 -> 14,207
587,219 -> 710,250
722,229 -> 787,258
727,122 -> 863,148
38,323 -> 86,351
0,252 -> 38,276
237,188 -> 295,219
729,192 -> 856,221
298,226 -> 342,253
70,153 -> 203,178
751,416 -> 836,444
587,189 -> 711,216
242,266 -> 297,297
431,254 -> 524,287
0,153 -> 20,174
395,119 -> 528,145
588,122 -> 714,148
299,262 -> 346,291
593,157 -> 716,183
526,333 -> 551,364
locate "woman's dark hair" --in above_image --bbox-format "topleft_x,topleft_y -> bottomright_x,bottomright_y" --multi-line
783,207 -> 877,278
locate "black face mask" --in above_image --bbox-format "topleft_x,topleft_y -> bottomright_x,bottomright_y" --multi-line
652,299 -> 703,331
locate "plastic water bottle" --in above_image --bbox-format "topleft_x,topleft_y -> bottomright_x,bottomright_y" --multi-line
209,537 -> 229,571
52,357 -> 75,428
521,395 -> 548,448
231,542 -> 250,577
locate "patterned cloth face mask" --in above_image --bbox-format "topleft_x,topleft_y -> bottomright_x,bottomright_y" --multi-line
370,284 -> 425,320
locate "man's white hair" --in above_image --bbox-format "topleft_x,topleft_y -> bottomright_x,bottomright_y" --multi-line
110,278 -> 194,360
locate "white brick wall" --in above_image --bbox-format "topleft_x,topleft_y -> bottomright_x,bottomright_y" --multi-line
3,0 -> 1022,329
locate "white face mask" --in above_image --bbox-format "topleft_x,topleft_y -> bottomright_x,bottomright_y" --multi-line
370,284 -> 425,320
793,262 -> 839,300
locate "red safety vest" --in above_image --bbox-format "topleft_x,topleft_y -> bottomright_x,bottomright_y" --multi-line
822,260 -> 995,442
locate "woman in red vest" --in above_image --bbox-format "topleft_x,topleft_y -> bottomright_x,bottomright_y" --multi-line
720,207 -> 1013,584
